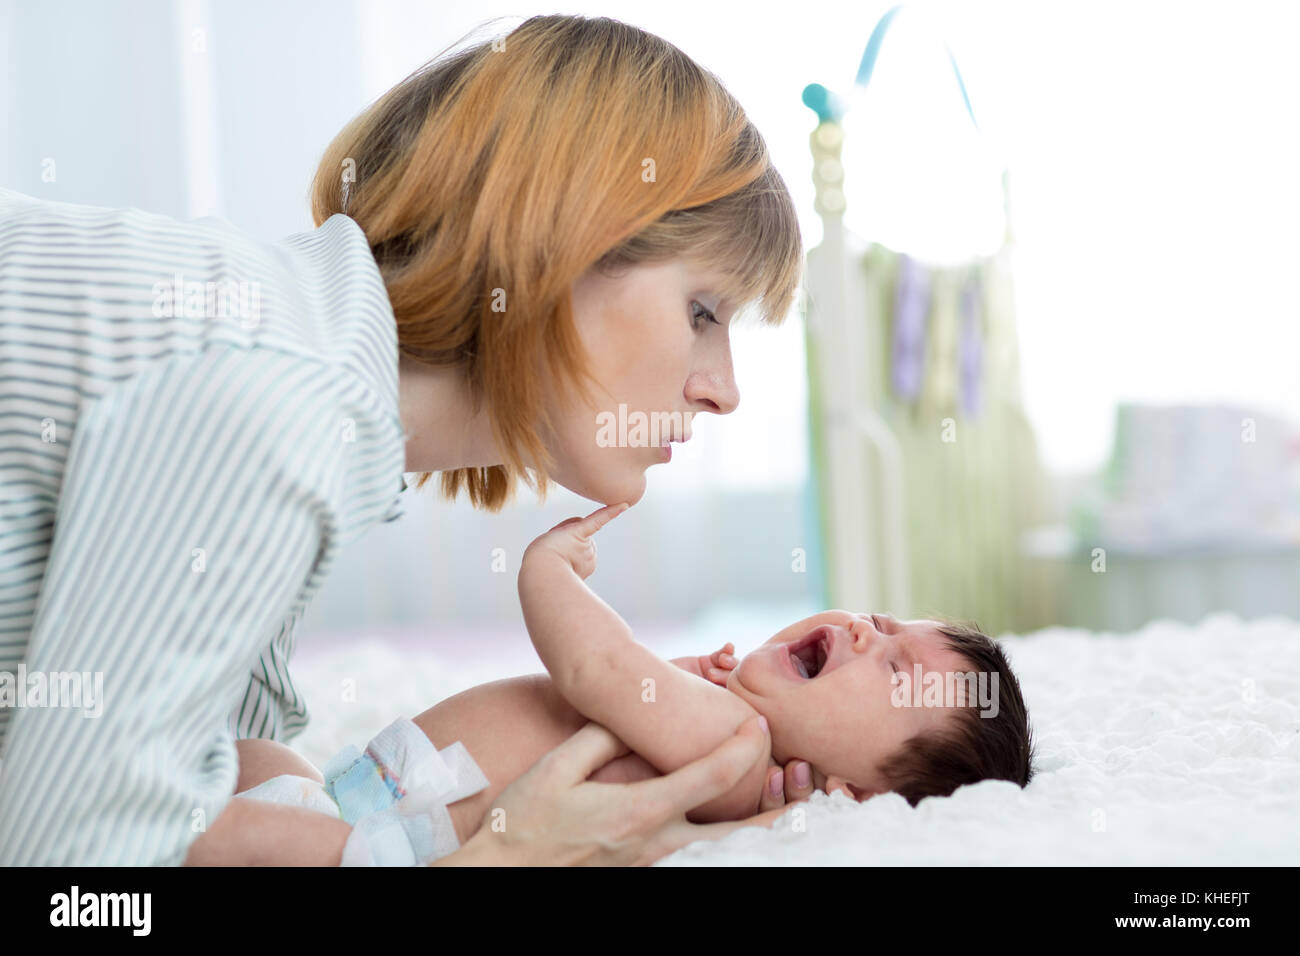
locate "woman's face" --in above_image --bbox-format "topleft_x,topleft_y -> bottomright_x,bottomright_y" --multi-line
541,257 -> 741,505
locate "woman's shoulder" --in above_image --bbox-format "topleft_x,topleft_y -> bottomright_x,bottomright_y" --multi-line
0,191 -> 406,533
0,192 -> 400,416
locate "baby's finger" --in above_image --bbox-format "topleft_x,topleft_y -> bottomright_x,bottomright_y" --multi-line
549,516 -> 586,532
577,502 -> 630,537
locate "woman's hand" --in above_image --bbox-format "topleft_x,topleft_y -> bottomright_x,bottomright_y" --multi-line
758,759 -> 856,813
437,715 -> 788,866
759,758 -> 818,812
522,503 -> 629,580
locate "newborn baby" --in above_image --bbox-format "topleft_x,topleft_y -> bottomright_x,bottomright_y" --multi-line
235,504 -> 1033,852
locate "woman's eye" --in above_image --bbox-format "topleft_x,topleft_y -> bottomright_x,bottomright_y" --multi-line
691,301 -> 719,329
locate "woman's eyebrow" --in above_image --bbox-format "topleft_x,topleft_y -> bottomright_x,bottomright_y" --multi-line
689,266 -> 737,301
694,284 -> 731,309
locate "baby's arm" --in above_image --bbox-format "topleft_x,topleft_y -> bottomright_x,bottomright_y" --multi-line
518,506 -> 769,821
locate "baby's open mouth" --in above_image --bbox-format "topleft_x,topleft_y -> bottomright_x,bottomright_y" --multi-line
788,625 -> 832,679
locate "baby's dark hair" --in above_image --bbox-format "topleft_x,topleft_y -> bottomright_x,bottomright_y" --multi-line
873,619 -> 1034,806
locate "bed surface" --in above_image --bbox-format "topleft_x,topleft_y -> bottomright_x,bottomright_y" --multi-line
290,609 -> 1299,865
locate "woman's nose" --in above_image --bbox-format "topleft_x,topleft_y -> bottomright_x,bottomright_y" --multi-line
685,368 -> 740,415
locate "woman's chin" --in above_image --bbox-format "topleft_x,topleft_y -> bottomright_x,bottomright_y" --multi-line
619,474 -> 647,506
560,468 -> 646,508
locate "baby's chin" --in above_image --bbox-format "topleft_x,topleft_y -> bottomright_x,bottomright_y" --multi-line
724,666 -> 773,722
724,667 -> 741,693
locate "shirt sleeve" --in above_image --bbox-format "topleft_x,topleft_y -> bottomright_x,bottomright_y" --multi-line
228,605 -> 312,743
0,344 -> 354,865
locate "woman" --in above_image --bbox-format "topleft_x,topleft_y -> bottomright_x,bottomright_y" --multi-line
0,14 -> 808,865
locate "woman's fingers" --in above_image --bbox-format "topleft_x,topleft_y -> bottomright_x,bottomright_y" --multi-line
460,716 -> 769,867
631,715 -> 769,825
542,720 -> 631,783
756,757 -> 815,812
783,758 -> 816,803
758,765 -> 786,811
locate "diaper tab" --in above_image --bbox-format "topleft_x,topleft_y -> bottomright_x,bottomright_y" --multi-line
322,744 -> 398,825
326,718 -> 491,863
363,718 -> 490,807
363,717 -> 440,799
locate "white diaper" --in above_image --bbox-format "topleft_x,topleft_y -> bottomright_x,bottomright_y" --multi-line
235,773 -> 341,818
234,717 -> 489,866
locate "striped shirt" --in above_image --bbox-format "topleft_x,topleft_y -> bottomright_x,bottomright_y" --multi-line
0,187 -> 408,864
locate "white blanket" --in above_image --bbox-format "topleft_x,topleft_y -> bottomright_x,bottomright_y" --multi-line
288,610 -> 1300,865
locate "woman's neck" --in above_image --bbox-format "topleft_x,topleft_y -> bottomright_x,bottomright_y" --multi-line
397,354 -> 505,473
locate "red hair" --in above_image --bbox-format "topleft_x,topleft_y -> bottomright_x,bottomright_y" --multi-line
310,15 -> 803,511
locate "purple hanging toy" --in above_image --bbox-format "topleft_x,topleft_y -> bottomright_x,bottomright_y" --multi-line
958,271 -> 984,417
891,253 -> 931,401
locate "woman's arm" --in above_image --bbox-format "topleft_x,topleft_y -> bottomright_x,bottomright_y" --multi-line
518,507 -> 768,821
0,347 -> 365,865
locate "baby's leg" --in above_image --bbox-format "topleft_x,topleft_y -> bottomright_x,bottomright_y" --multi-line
185,739 -> 348,866
187,796 -> 351,866
234,738 -> 323,794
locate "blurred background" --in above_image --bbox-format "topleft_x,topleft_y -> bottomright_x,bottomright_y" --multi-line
5,0 -> 1299,681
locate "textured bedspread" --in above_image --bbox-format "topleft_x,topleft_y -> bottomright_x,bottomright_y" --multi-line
288,610 -> 1300,865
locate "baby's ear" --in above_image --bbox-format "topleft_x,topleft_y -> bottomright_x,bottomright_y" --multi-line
824,773 -> 864,800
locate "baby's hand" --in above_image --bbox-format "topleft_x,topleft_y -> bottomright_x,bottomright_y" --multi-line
522,503 -> 630,580
697,643 -> 737,687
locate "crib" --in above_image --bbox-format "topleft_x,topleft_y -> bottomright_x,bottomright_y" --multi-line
798,4 -> 1057,635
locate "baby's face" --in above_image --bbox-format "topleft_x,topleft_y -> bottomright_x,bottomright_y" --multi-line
723,610 -> 974,799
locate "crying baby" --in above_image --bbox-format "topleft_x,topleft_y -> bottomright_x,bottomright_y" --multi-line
234,504 -> 1034,855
